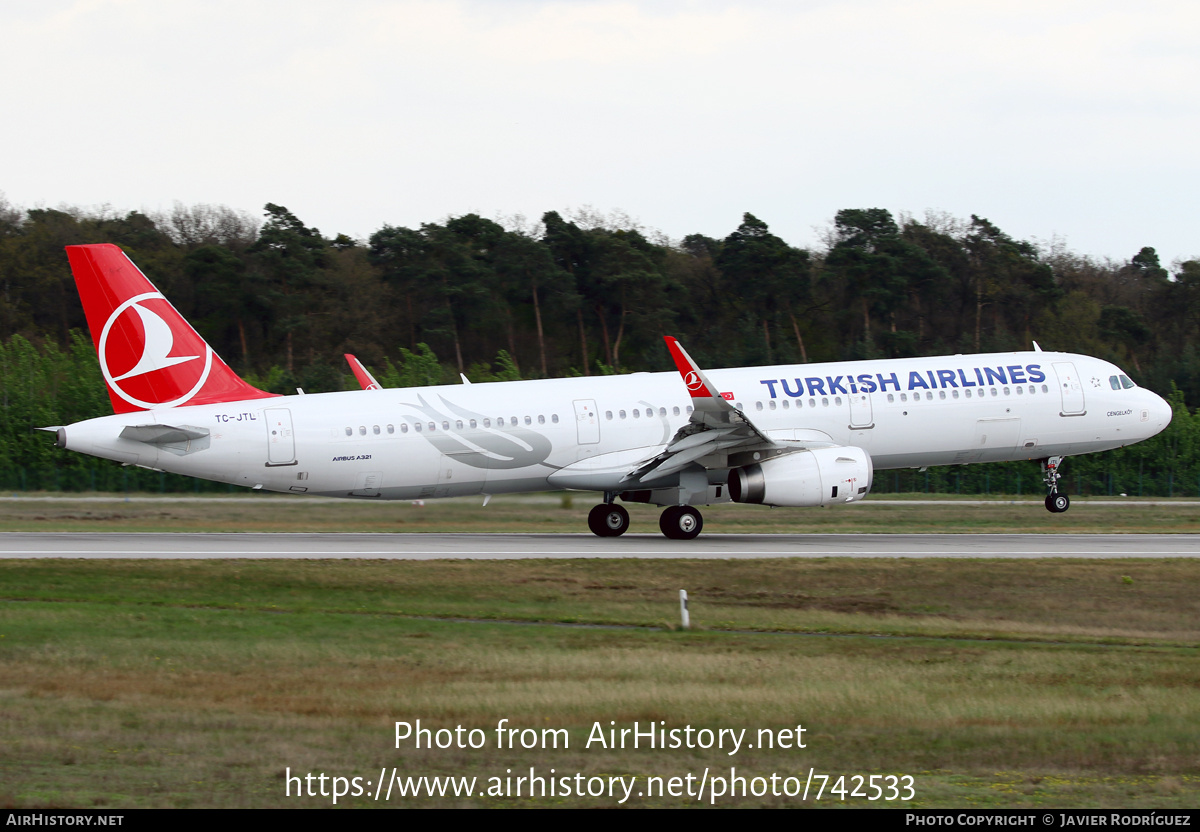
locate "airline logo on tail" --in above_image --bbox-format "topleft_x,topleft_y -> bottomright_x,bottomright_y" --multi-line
67,244 -> 277,413
100,292 -> 214,409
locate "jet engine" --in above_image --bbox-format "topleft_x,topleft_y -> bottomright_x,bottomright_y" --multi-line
727,446 -> 873,507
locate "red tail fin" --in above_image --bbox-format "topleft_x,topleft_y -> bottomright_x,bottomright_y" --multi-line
66,243 -> 278,413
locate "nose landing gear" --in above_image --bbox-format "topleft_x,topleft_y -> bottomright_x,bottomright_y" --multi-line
1042,456 -> 1069,513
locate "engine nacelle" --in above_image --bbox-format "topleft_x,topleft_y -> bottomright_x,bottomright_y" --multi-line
727,447 -> 873,507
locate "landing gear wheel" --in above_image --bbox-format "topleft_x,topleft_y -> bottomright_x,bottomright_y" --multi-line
588,503 -> 630,537
1045,493 -> 1070,513
1041,456 -> 1068,514
659,506 -> 703,540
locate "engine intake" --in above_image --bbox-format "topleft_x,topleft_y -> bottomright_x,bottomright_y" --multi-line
728,447 -> 873,507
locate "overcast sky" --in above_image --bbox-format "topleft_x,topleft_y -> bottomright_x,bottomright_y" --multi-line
3,0 -> 1197,265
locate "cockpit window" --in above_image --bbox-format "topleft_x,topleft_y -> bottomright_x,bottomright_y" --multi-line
1120,374 -> 1136,389
1109,375 -> 1121,390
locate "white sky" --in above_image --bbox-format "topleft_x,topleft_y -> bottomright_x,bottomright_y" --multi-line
3,0 -> 1197,265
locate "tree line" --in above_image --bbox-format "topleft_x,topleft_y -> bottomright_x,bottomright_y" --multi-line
0,197 -> 1196,495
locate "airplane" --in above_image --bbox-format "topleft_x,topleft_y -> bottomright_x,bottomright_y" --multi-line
49,243 -> 1173,540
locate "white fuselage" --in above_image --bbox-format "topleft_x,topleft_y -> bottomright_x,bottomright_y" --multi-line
60,350 -> 1172,502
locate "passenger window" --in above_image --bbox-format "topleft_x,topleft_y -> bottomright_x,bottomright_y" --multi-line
782,400 -> 790,410
552,414 -> 559,423
415,423 -> 423,432
373,425 -> 380,435
887,394 -> 895,403
524,416 -> 531,425
1041,384 -> 1049,393
808,398 -> 816,408
387,424 -> 395,433
991,388 -> 998,397
821,397 -> 829,407
457,420 -> 464,429
1016,387 -> 1023,395
952,390 -> 959,399
835,397 -> 842,406
672,406 -> 680,416
659,407 -> 666,416
537,415 -> 545,424
469,419 -> 477,428
359,426 -> 366,435
769,400 -> 777,410
619,410 -> 627,419
633,409 -> 640,418
965,389 -> 972,398
483,418 -> 491,427
900,393 -> 907,402
755,401 -> 764,411
686,406 -> 694,414
939,391 -> 946,400
735,402 -> 744,411
400,423 -> 408,434
606,411 -> 613,420
1003,387 -> 1010,396
344,427 -> 352,436
443,421 -> 450,430
429,422 -> 437,432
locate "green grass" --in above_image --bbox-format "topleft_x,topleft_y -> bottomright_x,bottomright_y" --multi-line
1,557 -> 1198,808
3,491 -> 1200,533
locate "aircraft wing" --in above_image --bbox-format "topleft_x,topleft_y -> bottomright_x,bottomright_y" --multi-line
344,354 -> 382,390
621,337 -> 827,484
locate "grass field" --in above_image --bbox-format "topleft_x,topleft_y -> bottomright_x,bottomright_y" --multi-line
3,491 -> 1200,534
2,512 -> 1199,808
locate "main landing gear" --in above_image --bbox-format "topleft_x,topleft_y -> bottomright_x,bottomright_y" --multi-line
659,506 -> 703,540
1042,456 -> 1069,513
587,499 -> 705,540
587,502 -> 630,537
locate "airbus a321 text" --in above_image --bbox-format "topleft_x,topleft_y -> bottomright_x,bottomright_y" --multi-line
49,244 -> 1172,540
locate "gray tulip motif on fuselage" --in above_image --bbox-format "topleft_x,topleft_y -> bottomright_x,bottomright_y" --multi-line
401,394 -> 555,469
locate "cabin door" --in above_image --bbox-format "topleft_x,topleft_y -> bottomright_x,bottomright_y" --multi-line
264,408 -> 297,466
1052,362 -> 1086,415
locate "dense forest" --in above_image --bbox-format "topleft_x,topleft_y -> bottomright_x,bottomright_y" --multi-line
1,197 -> 1197,496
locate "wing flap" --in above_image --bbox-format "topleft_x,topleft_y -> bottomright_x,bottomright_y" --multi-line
619,337 -> 786,485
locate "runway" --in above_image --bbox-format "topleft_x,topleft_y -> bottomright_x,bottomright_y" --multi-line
1,532 -> 1198,558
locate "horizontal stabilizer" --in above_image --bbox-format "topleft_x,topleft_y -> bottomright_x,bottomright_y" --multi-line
120,424 -> 210,445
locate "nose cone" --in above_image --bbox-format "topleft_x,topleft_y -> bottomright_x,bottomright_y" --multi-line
1144,390 -> 1173,437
